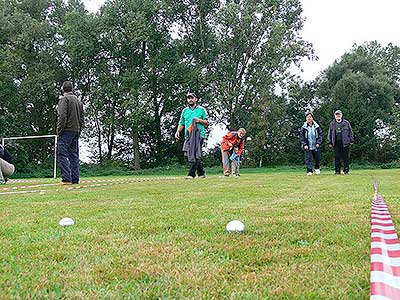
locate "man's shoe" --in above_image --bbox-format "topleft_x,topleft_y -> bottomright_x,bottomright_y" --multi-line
334,172 -> 340,175
307,172 -> 313,176
184,176 -> 195,180
315,169 -> 321,175
344,172 -> 349,175
198,175 -> 206,178
61,181 -> 72,185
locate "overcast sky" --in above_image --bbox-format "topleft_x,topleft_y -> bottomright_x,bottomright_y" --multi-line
81,0 -> 400,148
83,0 -> 400,81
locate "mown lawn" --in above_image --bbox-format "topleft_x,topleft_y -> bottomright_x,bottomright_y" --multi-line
0,169 -> 399,299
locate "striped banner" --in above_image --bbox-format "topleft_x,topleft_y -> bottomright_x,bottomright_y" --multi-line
371,179 -> 400,300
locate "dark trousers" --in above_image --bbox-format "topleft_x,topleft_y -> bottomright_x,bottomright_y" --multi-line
334,143 -> 350,174
188,159 -> 205,177
57,131 -> 80,183
305,148 -> 320,173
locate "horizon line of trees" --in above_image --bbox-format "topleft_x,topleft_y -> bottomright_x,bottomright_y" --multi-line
0,0 -> 399,173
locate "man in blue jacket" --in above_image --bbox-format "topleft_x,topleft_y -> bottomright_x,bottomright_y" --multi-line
328,110 -> 354,175
300,112 -> 323,176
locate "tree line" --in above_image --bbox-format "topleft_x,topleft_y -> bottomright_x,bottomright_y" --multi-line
0,0 -> 399,173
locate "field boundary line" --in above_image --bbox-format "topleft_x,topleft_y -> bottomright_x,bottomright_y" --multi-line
370,178 -> 400,299
0,176 -> 181,196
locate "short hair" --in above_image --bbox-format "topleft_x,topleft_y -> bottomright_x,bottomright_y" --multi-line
187,92 -> 197,98
62,81 -> 73,93
305,111 -> 314,118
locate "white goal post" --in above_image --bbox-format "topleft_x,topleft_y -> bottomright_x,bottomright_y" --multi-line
1,134 -> 58,179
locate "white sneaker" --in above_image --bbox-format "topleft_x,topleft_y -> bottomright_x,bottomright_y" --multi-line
307,172 -> 313,176
315,169 -> 321,175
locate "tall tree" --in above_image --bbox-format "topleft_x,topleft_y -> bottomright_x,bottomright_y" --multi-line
315,42 -> 400,163
0,0 -> 67,172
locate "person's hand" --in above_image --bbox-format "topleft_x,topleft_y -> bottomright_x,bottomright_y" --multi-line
316,144 -> 320,148
193,117 -> 200,123
228,142 -> 233,147
175,131 -> 180,139
304,145 -> 309,150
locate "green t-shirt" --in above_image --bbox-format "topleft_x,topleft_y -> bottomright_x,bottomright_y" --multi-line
179,105 -> 208,138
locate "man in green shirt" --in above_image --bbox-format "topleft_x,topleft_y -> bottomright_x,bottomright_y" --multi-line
175,92 -> 209,179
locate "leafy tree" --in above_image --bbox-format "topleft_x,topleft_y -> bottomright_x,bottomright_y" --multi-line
315,42 -> 400,163
0,0 -> 67,173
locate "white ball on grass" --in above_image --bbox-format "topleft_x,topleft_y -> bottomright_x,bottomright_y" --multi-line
59,217 -> 74,226
226,220 -> 245,233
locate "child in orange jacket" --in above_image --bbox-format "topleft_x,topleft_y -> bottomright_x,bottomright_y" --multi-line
220,128 -> 246,176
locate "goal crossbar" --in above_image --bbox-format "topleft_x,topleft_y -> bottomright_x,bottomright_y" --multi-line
1,134 -> 58,179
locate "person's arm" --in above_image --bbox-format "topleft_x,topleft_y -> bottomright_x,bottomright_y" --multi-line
79,101 -> 85,132
328,122 -> 333,147
300,128 -> 307,148
316,126 -> 323,147
195,118 -> 209,127
3,148 -> 13,165
221,132 -> 233,150
347,121 -> 354,144
193,107 -> 209,127
57,97 -> 68,135
175,124 -> 184,139
237,139 -> 245,156
175,109 -> 186,139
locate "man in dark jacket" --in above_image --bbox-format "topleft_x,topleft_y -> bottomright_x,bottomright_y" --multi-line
328,110 -> 354,175
300,112 -> 323,176
57,81 -> 84,184
0,145 -> 14,184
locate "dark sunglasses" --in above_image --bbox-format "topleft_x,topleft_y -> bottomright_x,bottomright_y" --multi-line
187,96 -> 195,99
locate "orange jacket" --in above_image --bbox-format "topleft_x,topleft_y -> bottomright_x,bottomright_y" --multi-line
221,131 -> 245,156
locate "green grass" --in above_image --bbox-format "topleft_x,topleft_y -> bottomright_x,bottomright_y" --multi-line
1,169 -> 399,299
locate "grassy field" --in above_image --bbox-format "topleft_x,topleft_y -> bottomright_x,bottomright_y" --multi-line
1,169 -> 399,299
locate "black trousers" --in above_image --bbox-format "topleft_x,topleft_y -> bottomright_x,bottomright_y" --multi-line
188,159 -> 205,177
334,143 -> 350,174
305,148 -> 320,173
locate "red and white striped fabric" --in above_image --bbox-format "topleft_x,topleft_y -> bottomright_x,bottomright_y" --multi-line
371,180 -> 400,300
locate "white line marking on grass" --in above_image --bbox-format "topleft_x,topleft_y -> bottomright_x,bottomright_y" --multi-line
0,190 -> 46,195
0,177 -> 181,192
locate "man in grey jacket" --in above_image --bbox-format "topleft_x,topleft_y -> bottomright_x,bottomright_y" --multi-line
328,110 -> 354,175
57,81 -> 84,184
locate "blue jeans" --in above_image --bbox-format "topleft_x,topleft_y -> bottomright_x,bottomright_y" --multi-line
57,131 -> 80,183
